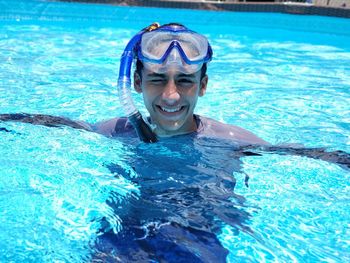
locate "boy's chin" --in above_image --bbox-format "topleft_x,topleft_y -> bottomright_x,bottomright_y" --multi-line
154,120 -> 186,136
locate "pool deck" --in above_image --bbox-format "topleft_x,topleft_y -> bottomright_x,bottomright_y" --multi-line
55,0 -> 350,18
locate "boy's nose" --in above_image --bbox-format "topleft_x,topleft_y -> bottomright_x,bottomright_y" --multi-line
162,79 -> 180,104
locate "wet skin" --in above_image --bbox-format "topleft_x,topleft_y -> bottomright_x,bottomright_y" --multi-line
134,68 -> 208,137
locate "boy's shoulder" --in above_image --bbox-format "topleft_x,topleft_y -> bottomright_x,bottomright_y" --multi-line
93,115 -> 268,145
93,117 -> 136,137
197,115 -> 268,145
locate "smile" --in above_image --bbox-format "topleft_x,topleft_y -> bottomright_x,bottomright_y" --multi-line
161,106 -> 182,113
157,105 -> 185,115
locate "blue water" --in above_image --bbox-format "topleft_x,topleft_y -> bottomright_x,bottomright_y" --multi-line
1,0 -> 350,262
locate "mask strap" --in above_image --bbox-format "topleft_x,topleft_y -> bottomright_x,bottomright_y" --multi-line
143,22 -> 160,32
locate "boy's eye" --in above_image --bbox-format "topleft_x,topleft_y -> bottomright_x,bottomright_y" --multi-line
178,78 -> 195,85
150,78 -> 164,83
178,78 -> 193,83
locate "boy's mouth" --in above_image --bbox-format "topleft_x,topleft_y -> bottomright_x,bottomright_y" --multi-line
156,105 -> 185,115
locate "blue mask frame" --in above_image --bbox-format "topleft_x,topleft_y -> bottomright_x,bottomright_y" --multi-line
136,26 -> 213,65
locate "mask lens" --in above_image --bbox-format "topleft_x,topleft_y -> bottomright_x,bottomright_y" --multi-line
140,31 -> 209,63
143,60 -> 202,75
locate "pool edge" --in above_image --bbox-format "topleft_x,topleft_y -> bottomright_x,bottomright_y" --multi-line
54,0 -> 350,18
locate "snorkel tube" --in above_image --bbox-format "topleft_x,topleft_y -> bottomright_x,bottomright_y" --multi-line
117,25 -> 158,143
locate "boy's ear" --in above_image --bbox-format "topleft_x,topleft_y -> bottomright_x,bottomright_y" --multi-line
134,72 -> 142,93
199,75 -> 208,97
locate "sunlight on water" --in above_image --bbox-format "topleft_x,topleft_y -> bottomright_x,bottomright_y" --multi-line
0,123 -> 139,261
220,155 -> 350,262
1,0 -> 350,262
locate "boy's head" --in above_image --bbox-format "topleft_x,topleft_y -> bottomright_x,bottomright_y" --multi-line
132,23 -> 212,137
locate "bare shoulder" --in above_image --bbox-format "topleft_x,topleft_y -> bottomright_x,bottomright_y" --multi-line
93,117 -> 134,137
198,116 -> 269,146
93,117 -> 120,137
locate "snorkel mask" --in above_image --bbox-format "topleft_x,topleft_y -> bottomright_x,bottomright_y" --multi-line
117,23 -> 213,143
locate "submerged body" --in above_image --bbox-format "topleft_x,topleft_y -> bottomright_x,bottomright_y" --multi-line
93,133 -> 252,262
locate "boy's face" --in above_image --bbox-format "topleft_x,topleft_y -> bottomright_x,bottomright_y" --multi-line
134,67 -> 208,137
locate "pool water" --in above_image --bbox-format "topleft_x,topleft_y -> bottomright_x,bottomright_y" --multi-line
1,0 -> 350,262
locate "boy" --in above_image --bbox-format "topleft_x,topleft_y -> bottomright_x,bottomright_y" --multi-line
94,22 -> 268,146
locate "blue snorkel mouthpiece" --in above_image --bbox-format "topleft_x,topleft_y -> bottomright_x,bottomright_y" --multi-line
117,24 -> 158,143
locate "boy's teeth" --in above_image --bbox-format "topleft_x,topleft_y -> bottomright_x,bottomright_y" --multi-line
161,106 -> 181,113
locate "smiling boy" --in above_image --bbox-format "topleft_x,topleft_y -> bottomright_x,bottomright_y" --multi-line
94,23 -> 268,145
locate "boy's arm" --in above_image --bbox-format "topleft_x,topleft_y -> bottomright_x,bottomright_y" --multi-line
239,145 -> 350,169
0,113 -> 92,131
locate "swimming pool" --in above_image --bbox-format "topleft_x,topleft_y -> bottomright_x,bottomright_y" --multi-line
1,0 -> 350,262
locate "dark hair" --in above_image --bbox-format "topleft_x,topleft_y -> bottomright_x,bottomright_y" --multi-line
135,59 -> 207,80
